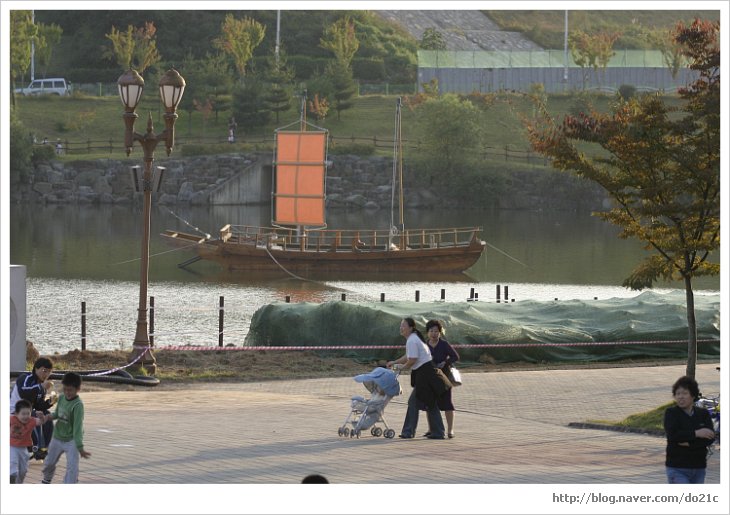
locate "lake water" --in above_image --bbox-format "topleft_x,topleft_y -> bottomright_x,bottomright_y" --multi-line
10,204 -> 719,354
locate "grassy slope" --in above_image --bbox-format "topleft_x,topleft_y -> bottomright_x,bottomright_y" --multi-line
484,10 -> 721,49
13,91 -> 635,162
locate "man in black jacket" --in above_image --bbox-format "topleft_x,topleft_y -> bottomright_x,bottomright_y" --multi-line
663,375 -> 716,484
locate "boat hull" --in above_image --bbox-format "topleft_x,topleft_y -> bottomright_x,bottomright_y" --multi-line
162,229 -> 485,276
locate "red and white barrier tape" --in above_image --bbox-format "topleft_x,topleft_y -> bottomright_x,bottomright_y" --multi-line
156,339 -> 720,352
85,345 -> 152,377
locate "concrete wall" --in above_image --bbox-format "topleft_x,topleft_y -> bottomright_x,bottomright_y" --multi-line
209,155 -> 272,205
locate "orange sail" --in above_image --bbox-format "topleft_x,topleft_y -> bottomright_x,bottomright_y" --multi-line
273,130 -> 328,226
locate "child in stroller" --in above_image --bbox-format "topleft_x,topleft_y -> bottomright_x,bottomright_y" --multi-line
338,367 -> 401,439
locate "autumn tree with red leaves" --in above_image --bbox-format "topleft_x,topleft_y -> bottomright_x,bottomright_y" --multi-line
527,19 -> 720,378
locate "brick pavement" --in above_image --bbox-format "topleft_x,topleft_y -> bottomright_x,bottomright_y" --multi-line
15,363 -> 721,486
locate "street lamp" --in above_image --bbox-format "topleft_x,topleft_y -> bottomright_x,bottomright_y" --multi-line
118,68 -> 185,374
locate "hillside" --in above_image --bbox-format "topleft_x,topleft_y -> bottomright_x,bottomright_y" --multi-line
485,10 -> 721,49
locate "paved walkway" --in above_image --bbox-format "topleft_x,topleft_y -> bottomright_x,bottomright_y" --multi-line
17,363 -> 721,487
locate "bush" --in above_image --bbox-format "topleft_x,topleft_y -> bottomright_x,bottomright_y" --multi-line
352,58 -> 386,81
618,84 -> 637,100
10,114 -> 33,183
31,144 -> 56,164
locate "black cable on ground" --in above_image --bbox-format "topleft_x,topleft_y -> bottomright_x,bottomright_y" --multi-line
10,370 -> 160,387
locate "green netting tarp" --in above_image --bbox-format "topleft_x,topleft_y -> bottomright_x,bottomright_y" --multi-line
419,49 -> 680,69
244,290 -> 720,364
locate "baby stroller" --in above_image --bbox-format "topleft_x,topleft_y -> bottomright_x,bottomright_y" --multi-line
338,367 -> 401,439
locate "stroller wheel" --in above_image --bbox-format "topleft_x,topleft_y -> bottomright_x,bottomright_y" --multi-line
372,427 -> 383,437
384,429 -> 396,439
343,428 -> 350,437
338,427 -> 343,437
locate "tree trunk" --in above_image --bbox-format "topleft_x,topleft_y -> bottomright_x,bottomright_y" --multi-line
684,271 -> 698,379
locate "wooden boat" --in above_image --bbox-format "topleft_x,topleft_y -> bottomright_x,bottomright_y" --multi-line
162,98 -> 486,276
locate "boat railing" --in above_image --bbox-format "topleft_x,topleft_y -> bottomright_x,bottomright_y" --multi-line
222,225 -> 484,252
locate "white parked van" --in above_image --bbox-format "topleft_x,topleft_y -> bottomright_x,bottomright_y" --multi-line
15,78 -> 69,96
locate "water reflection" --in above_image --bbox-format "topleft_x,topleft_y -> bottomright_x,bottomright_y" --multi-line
10,203 -> 720,290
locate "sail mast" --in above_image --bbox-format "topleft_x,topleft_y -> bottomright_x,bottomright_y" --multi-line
397,97 -> 404,230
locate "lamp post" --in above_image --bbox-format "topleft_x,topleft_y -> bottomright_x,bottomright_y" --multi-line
118,68 -> 185,374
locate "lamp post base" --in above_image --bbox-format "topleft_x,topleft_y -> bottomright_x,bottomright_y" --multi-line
128,345 -> 157,376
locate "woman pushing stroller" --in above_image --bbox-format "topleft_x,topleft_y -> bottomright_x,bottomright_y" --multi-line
386,318 -> 450,439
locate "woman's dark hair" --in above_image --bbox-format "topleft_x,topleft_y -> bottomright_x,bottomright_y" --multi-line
33,357 -> 53,372
301,474 -> 329,483
425,319 -> 444,334
672,375 -> 701,400
402,317 -> 424,342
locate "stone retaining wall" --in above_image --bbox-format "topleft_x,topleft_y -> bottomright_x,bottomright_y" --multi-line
12,153 -> 608,211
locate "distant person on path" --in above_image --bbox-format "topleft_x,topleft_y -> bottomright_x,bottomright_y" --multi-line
386,317 -> 447,439
228,116 -> 237,143
10,399 -> 47,483
421,319 -> 460,438
41,373 -> 91,484
9,357 -> 56,460
664,375 -> 715,484
55,139 -> 63,155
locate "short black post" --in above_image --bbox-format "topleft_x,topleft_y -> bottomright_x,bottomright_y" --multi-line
285,295 -> 290,303
415,290 -> 420,302
441,288 -> 446,301
81,301 -> 87,351
496,284 -> 501,303
149,296 -> 155,346
341,293 -> 346,301
504,286 -> 509,302
474,292 -> 479,301
470,287 -> 475,300
218,296 -> 224,347
380,293 -> 385,302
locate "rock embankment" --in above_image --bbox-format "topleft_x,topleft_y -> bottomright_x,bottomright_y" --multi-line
12,153 -> 607,211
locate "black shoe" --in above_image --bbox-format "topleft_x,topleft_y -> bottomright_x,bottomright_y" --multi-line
398,434 -> 414,439
34,448 -> 48,460
423,432 -> 432,437
426,434 -> 445,439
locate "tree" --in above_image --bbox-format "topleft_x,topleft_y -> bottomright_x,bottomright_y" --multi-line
419,28 -> 447,50
232,77 -> 271,134
264,48 -> 295,124
569,30 -> 620,89
325,60 -> 356,120
527,19 -> 719,379
412,94 -> 483,184
9,10 -> 36,104
105,22 -> 161,73
319,15 -> 359,68
647,28 -> 685,79
35,23 -> 63,79
214,14 -> 265,85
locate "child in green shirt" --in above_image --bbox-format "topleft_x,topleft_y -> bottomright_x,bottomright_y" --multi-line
41,372 -> 91,484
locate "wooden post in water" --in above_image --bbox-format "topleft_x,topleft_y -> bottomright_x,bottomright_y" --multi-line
496,284 -> 501,303
470,287 -> 475,300
341,293 -> 346,301
81,302 -> 86,351
218,296 -> 224,347
285,295 -> 290,303
441,288 -> 446,301
149,296 -> 154,346
504,286 -> 509,302
415,290 -> 420,302
380,293 -> 385,302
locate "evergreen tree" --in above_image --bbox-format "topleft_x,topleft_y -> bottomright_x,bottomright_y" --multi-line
232,76 -> 271,134
264,48 -> 295,124
325,60 -> 356,121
